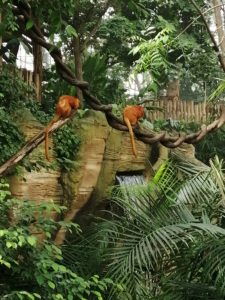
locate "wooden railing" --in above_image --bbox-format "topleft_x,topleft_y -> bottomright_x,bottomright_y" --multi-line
145,100 -> 220,123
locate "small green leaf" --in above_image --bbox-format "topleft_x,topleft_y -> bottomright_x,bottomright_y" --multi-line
0,259 -> 11,268
36,275 -> 44,285
92,291 -> 103,300
26,19 -> 34,30
0,229 -> 5,237
65,25 -> 78,37
48,280 -> 56,289
18,235 -> 25,246
33,293 -> 41,299
27,236 -> 37,246
6,241 -> 12,248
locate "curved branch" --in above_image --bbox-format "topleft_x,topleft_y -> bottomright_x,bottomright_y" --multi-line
190,0 -> 225,73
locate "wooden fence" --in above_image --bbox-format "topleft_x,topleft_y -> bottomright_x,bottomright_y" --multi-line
18,68 -> 34,87
145,100 -> 220,123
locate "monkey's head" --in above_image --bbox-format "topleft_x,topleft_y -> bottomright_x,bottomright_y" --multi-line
69,96 -> 80,109
137,105 -> 145,118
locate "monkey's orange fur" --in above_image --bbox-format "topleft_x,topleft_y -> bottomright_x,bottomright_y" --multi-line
45,95 -> 80,161
123,105 -> 144,157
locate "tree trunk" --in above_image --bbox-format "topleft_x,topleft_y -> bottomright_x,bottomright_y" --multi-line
73,37 -> 84,104
33,41 -> 43,102
166,79 -> 180,101
213,0 -> 225,56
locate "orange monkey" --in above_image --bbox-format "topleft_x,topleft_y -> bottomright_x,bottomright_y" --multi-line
123,105 -> 145,157
45,95 -> 80,161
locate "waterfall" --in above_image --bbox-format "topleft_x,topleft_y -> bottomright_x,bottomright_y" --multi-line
116,173 -> 145,186
115,173 -> 147,214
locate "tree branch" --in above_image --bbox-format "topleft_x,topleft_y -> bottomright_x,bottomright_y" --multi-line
80,0 -> 111,52
190,0 -> 225,73
0,115 -> 75,176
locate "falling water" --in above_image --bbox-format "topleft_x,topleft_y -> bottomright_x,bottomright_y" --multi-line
115,173 -> 147,214
116,173 -> 145,186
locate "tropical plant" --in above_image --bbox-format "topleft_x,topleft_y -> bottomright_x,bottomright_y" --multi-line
130,23 -> 176,91
63,157 -> 225,299
83,54 -> 126,105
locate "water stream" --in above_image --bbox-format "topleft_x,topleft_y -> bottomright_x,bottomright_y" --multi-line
115,173 -> 147,214
116,173 -> 145,186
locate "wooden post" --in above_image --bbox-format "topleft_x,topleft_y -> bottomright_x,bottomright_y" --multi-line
190,101 -> 194,122
33,42 -> 43,102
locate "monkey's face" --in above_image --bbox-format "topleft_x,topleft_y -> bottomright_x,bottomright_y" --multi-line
137,106 -> 145,118
71,97 -> 80,109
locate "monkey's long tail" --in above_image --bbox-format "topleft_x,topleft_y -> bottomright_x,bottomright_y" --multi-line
124,117 -> 137,157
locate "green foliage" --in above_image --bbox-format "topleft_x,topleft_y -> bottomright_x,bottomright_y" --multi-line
25,100 -> 49,125
130,23 -> 176,90
195,128 -> 225,166
0,67 -> 35,112
0,67 -> 49,167
207,80 -> 225,103
0,179 -> 114,299
83,54 -> 126,105
0,108 -> 24,164
53,124 -> 81,170
153,118 -> 199,132
42,67 -> 74,114
0,0 -> 18,33
64,158 -> 225,299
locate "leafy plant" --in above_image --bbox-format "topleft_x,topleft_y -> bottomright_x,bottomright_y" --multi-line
0,179 -> 115,299
53,124 -> 81,170
153,118 -> 199,132
63,158 -> 225,299
0,66 -> 35,112
0,108 -> 24,164
195,128 -> 225,166
130,21 -> 176,92
83,54 -> 126,105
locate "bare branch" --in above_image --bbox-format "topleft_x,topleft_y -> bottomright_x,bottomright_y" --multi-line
190,0 -> 225,72
0,115 -> 75,176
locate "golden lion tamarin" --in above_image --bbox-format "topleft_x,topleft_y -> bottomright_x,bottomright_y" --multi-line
123,105 -> 144,157
45,95 -> 80,161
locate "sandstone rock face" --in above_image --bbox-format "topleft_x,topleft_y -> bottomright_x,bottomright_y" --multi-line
8,109 -> 152,244
55,110 -> 152,244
